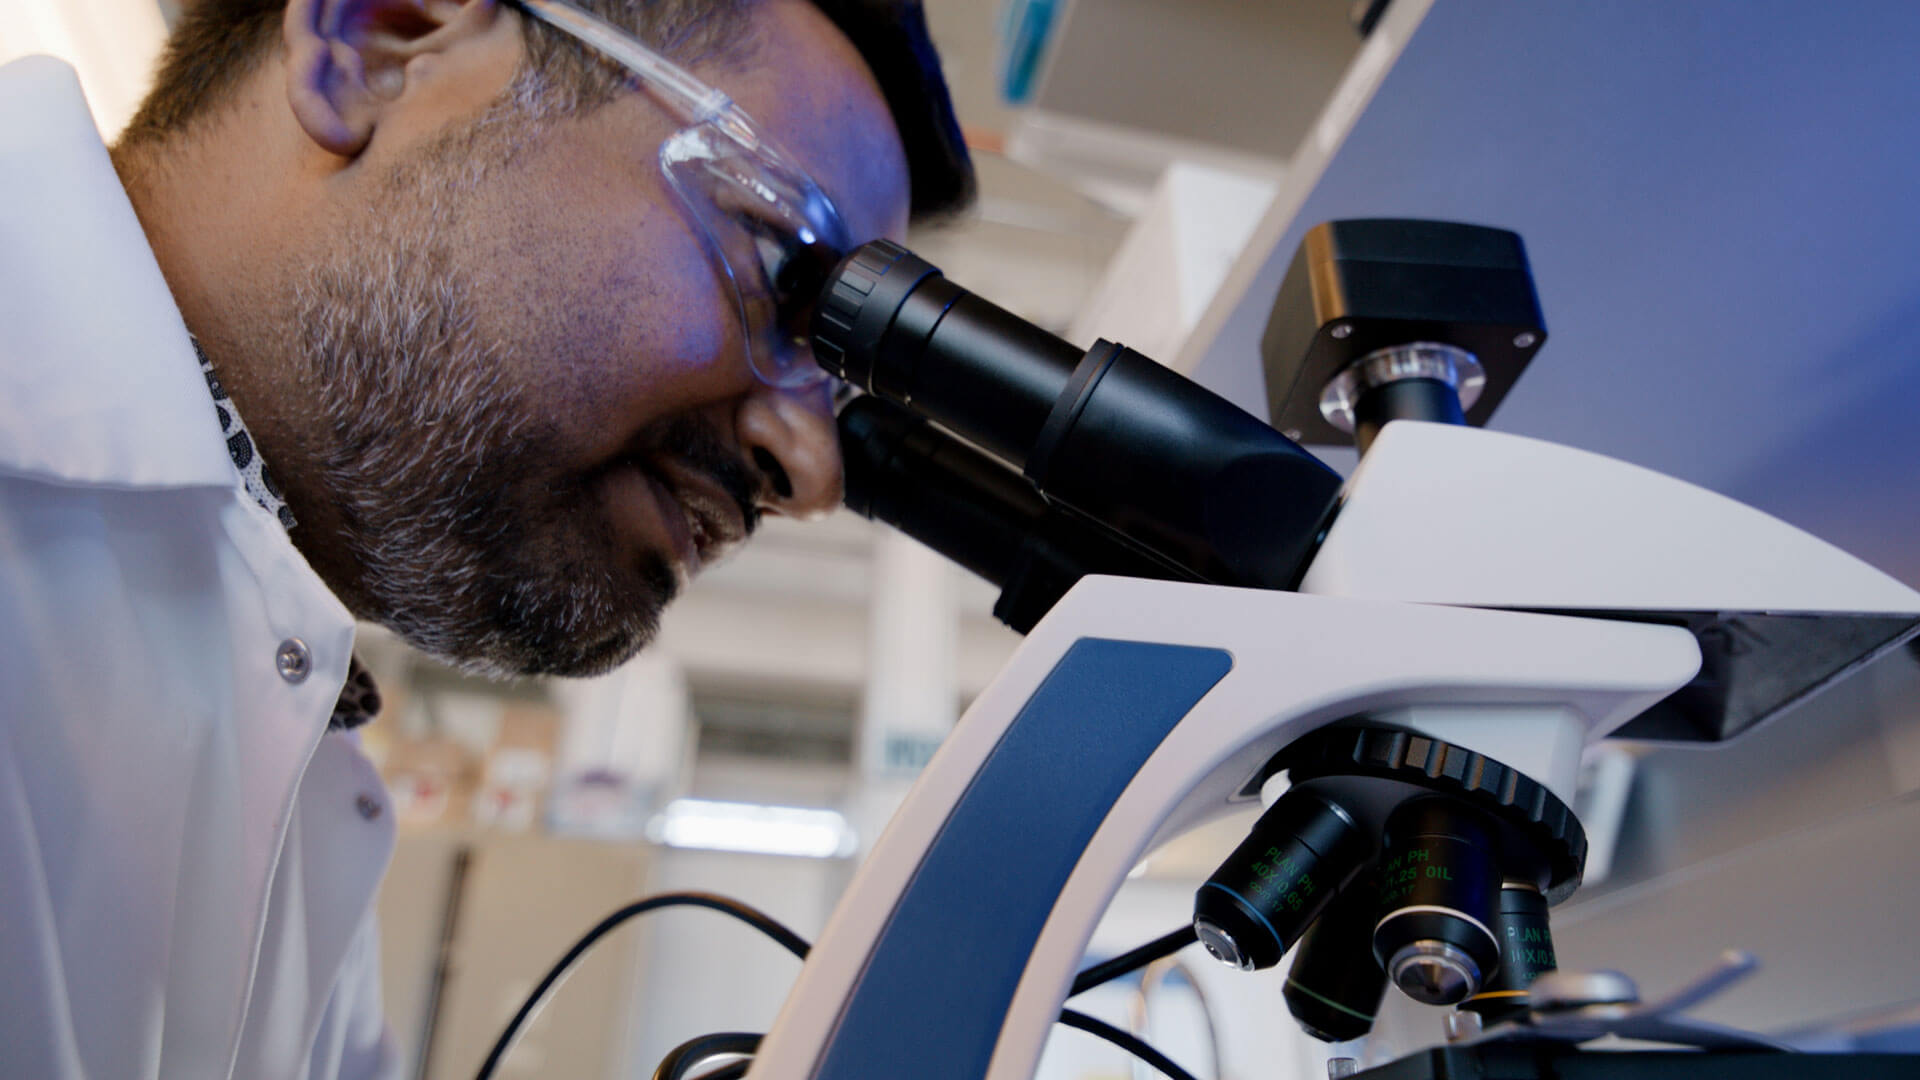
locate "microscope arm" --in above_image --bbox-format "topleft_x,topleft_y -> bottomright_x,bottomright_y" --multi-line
747,580 -> 1700,1080
1304,421 -> 1920,742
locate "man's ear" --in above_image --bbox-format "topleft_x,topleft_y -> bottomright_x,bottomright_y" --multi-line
284,0 -> 501,158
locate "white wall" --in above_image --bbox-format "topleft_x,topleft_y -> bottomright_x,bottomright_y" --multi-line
0,0 -> 167,136
625,847 -> 848,1077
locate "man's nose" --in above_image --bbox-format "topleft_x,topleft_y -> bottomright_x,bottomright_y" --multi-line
734,385 -> 843,518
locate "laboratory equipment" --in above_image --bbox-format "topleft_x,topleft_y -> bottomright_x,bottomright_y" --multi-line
746,218 -> 1920,1079
490,218 -> 1919,1080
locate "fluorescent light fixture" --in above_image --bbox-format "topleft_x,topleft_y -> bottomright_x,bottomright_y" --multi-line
647,798 -> 857,859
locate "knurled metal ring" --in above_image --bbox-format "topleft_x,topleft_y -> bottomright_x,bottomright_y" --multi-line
1275,725 -> 1588,903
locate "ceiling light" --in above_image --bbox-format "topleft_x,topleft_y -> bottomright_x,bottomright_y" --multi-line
647,798 -> 857,859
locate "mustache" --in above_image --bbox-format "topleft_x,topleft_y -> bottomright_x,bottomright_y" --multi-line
641,414 -> 762,537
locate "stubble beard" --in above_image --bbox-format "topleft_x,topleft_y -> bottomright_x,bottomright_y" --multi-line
290,82 -> 677,678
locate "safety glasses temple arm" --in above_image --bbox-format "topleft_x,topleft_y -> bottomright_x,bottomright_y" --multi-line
507,0 -> 739,126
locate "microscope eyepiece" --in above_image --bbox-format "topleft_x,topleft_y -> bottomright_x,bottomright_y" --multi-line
814,240 -> 1345,603
814,239 -> 1085,468
838,395 -> 1195,632
838,395 -> 1040,586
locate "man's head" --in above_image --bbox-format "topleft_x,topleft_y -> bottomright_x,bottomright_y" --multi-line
114,0 -> 966,677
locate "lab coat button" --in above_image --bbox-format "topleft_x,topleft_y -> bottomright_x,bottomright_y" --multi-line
356,794 -> 383,821
276,638 -> 312,683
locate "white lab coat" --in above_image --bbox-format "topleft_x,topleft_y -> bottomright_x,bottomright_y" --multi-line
0,57 -> 400,1079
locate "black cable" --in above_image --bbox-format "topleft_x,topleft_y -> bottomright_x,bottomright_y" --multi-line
478,890 -> 1195,1080
473,892 -> 809,1080
1070,925 -> 1198,996
667,1013 -> 1201,1080
652,1032 -> 761,1080
1059,1008 -> 1201,1080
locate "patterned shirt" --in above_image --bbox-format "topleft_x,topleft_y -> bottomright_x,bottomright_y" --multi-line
195,340 -> 380,731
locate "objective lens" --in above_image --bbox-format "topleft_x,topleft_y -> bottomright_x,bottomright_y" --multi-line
1284,869 -> 1387,1042
1372,798 -> 1502,1006
1194,790 -> 1369,972
1459,885 -> 1558,1024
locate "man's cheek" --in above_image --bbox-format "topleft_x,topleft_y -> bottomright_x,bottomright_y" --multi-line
595,253 -> 740,387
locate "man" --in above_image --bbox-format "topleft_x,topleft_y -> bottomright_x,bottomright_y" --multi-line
0,0 -> 971,1075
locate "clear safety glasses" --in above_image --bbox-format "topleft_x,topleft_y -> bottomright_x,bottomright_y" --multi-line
512,0 -> 853,389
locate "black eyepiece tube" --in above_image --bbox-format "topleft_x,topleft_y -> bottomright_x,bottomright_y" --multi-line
839,396 -> 1193,633
815,240 -> 1344,590
814,242 -> 1083,467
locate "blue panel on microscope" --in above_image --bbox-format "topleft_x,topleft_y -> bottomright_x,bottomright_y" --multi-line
813,637 -> 1232,1080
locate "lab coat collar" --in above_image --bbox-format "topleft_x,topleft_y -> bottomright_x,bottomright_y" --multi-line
0,56 -> 236,491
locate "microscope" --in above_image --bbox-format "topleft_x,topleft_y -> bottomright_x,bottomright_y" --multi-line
743,220 -> 1920,1080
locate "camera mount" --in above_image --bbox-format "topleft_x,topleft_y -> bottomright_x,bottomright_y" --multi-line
1262,219 -> 1547,454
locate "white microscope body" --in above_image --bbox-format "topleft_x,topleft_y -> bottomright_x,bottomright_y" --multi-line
748,420 -> 1920,1080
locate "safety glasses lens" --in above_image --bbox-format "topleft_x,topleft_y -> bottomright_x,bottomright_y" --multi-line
661,124 -> 851,390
